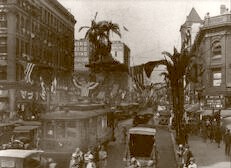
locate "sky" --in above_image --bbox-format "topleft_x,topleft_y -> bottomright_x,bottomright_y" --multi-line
57,0 -> 230,66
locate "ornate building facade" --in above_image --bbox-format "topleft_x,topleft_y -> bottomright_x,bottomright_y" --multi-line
0,0 -> 76,120
191,5 -> 231,109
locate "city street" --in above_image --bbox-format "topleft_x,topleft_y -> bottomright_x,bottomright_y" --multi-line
107,119 -> 177,168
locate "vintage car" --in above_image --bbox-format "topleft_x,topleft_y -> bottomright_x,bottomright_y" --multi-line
12,125 -> 40,149
124,125 -> 158,168
133,113 -> 153,126
0,149 -> 48,168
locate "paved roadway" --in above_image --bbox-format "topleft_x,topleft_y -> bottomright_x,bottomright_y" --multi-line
50,118 -> 177,168
107,119 -> 177,168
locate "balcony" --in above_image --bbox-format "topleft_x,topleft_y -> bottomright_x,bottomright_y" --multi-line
203,13 -> 231,28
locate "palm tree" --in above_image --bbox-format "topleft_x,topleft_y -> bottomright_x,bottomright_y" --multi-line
79,13 -> 121,63
144,47 -> 191,142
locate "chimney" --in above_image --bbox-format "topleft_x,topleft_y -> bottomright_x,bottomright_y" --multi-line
220,4 -> 226,14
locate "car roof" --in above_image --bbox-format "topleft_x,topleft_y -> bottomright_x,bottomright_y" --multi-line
129,126 -> 156,135
0,149 -> 44,158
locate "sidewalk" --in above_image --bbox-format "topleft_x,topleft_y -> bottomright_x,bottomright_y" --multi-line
171,130 -> 231,168
188,135 -> 231,168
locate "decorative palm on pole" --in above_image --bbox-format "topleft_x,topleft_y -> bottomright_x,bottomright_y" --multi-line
79,12 -> 121,64
144,47 -> 191,142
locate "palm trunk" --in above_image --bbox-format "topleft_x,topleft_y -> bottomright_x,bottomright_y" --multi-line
171,83 -> 179,137
175,77 -> 185,144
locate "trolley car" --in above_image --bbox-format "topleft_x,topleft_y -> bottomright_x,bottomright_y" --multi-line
40,103 -> 114,154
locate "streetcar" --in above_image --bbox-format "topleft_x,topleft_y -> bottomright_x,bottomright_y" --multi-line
40,103 -> 113,151
124,124 -> 158,168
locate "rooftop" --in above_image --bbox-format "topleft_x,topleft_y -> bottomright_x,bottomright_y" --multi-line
203,13 -> 231,28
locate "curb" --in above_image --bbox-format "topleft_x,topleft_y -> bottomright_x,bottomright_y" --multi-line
170,130 -> 179,167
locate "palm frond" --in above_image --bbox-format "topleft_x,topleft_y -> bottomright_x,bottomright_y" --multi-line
144,60 -> 168,78
79,26 -> 90,32
94,12 -> 98,21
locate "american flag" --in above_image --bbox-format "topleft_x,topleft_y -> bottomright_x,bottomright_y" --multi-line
24,62 -> 35,84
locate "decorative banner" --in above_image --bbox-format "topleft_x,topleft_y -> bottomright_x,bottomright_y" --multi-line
97,91 -> 105,100
24,62 -> 35,84
51,77 -> 57,94
40,77 -> 47,101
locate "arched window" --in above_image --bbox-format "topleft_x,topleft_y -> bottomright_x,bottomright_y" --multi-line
212,41 -> 221,59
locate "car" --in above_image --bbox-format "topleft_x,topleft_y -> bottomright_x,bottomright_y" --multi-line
114,110 -> 130,120
133,114 -> 153,126
0,149 -> 48,168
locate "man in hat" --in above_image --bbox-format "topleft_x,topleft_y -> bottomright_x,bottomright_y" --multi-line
176,144 -> 184,167
69,153 -> 80,168
224,129 -> 231,156
182,144 -> 193,167
69,147 -> 84,168
86,154 -> 96,168
98,145 -> 107,168
187,157 -> 197,168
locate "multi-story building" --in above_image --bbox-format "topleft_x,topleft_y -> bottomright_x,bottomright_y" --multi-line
180,8 -> 203,105
180,8 -> 203,49
191,5 -> 231,109
111,41 -> 130,68
74,38 -> 93,73
0,0 -> 76,120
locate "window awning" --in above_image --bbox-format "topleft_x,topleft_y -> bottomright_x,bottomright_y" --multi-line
185,103 -> 200,112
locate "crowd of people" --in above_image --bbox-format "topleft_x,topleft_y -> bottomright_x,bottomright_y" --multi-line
176,144 -> 197,168
175,111 -> 231,168
69,145 -> 108,168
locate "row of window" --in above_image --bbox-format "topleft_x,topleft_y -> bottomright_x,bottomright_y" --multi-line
212,71 -> 221,86
75,46 -> 89,52
75,52 -> 89,57
74,56 -> 88,62
75,41 -> 88,46
44,117 -> 108,139
16,0 -> 74,33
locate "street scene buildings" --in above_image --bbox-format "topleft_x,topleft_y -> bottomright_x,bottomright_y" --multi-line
1,0 -> 231,168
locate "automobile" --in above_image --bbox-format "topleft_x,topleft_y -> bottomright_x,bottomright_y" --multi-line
124,125 -> 158,167
158,112 -> 170,125
12,125 -> 40,149
114,110 -> 130,120
0,149 -> 48,168
133,113 -> 153,126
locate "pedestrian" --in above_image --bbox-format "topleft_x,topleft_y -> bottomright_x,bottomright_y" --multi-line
187,157 -> 197,168
224,129 -> 231,156
182,144 -> 193,167
128,157 -> 141,168
215,126 -> 222,148
183,126 -> 189,145
176,144 -> 184,167
70,147 -> 84,168
201,121 -> 207,142
48,158 -> 57,168
98,145 -> 107,168
86,154 -> 96,168
122,126 -> 127,144
84,147 -> 93,167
